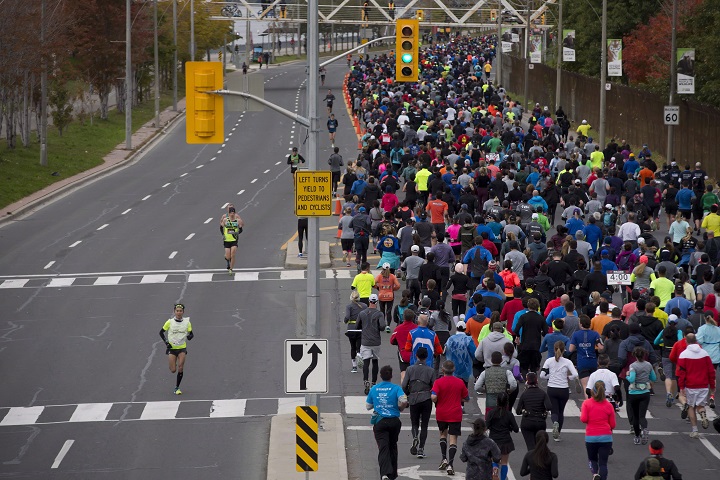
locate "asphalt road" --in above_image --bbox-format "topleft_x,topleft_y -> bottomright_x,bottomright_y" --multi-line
1,58 -> 718,480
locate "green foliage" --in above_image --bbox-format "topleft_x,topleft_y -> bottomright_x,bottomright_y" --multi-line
680,0 -> 720,105
49,81 -> 74,137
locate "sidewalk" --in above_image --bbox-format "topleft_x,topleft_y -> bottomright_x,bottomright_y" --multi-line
0,99 -> 186,224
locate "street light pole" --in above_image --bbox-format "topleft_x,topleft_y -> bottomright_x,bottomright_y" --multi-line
523,0 -> 531,110
599,0 -> 607,147
126,0 -> 132,150
40,0 -> 48,166
496,1 -> 502,86
667,0 -> 677,161
173,0 -> 178,111
154,0 -> 160,127
190,0 -> 195,60
555,0 -> 562,112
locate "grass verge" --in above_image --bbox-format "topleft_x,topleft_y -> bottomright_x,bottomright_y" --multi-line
0,94 -> 173,211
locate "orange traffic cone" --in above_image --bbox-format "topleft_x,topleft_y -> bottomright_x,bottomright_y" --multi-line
333,197 -> 343,215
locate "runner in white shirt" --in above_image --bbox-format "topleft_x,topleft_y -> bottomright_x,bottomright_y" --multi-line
445,106 -> 457,122
585,354 -> 622,411
617,212 -> 642,245
540,341 -> 579,442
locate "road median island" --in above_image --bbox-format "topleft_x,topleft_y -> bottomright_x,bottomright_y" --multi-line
285,240 -> 332,269
267,413 -> 348,480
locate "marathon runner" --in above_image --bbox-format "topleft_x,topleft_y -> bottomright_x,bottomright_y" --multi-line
159,303 -> 194,395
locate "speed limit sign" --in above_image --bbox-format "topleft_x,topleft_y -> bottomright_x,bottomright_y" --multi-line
664,106 -> 679,125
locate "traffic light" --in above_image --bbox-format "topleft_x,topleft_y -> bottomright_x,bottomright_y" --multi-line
490,9 -> 497,22
395,19 -> 419,82
185,62 -> 224,144
541,13 -> 546,25
416,9 -> 423,21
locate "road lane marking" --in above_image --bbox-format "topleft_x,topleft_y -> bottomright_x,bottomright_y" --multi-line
97,224 -> 109,231
275,161 -> 281,165
228,132 -> 232,136
280,271 -> 305,280
47,278 -> 75,287
122,208 -> 132,215
231,127 -> 236,131
221,144 -> 226,147
251,178 -> 257,183
0,279 -> 30,288
185,233 -> 195,240
221,202 -> 229,209
44,261 -> 55,269
204,217 -> 213,224
196,164 -> 204,169
237,189 -> 245,195
0,406 -> 44,425
180,173 -> 188,177
93,276 -> 121,286
210,157 -> 216,161
141,195 -> 151,201
188,273 -> 213,282
140,274 -> 168,284
69,403 -> 113,423
277,397 -> 304,415
168,251 -> 178,259
140,401 -> 180,420
264,169 -> 270,173
232,272 -> 259,281
210,400 -> 247,418
69,241 -> 82,248
225,138 -> 229,141
700,437 -> 720,460
162,183 -> 171,188
217,149 -> 222,154
51,440 -> 75,469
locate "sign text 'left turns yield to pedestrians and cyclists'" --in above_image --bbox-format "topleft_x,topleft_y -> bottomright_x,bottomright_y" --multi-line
294,171 -> 332,216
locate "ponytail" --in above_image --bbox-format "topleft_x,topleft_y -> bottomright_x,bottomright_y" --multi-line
554,340 -> 565,362
592,380 -> 606,402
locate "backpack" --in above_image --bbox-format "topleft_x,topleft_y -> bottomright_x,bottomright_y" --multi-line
617,253 -> 631,272
603,211 -> 615,228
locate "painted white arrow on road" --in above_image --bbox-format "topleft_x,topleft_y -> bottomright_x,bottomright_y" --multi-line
396,465 -> 465,479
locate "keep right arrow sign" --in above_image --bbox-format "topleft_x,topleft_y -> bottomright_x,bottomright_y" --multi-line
285,339 -> 328,394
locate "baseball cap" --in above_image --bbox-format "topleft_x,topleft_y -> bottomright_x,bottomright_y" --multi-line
671,161 -> 677,166
639,255 -> 649,264
411,245 -> 420,252
419,211 -> 427,218
461,203 -> 469,210
489,260 -> 498,270
456,320 -> 467,330
574,207 -> 581,214
601,249 -> 609,255
382,262 -> 390,269
696,162 -> 702,167
605,204 -> 613,209
574,179 -> 582,184
369,294 -> 379,303
668,314 -> 679,323
582,119 -> 588,124
532,213 -> 539,219
637,237 -> 646,244
675,283 -> 684,293
359,206 -> 366,213
459,314 -> 466,321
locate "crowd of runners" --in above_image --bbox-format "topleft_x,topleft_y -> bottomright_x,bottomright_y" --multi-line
333,34 -> 720,480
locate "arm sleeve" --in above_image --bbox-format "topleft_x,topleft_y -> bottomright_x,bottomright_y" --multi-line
520,455 -> 530,477
551,454 -> 559,478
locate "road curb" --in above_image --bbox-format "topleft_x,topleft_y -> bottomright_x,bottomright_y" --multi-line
0,107 -> 186,227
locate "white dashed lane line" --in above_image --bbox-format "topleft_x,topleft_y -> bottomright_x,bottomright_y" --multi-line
196,164 -> 204,169
69,241 -> 82,248
180,173 -> 188,177
122,209 -> 131,215
97,224 -> 109,231
169,251 -> 178,259
44,261 -> 55,269
217,149 -> 222,154
141,195 -> 151,201
185,233 -> 195,241
275,161 -> 281,165
211,157 -> 216,161
238,189 -> 245,195
162,183 -> 170,188
251,178 -> 257,184
204,217 -> 213,224
221,202 -> 229,209
264,169 -> 270,174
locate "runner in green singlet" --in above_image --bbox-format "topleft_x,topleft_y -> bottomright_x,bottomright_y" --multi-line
159,303 -> 194,395
220,205 -> 244,274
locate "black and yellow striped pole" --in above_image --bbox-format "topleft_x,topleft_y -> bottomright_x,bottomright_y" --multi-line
296,406 -> 319,471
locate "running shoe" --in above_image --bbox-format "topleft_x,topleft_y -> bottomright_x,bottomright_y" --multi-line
641,429 -> 649,444
710,395 -> 716,409
552,421 -> 560,441
633,436 -> 641,445
593,475 -> 601,480
381,476 -> 390,480
666,394 -> 673,408
410,437 -> 419,456
689,431 -> 700,439
342,253 -> 347,263
417,447 -> 425,458
681,403 -> 690,419
446,465 -> 455,476
438,458 -> 449,470
658,366 -> 666,381
298,253 -> 303,257
700,411 -> 709,429
385,326 -> 391,333
346,263 -> 351,267
351,367 -> 357,373
227,268 -> 233,275
364,381 -> 370,395
174,387 -> 182,395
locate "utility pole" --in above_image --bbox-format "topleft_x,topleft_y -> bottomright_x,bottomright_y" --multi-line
599,0 -> 607,147
154,0 -> 160,127
173,0 -> 178,111
125,0 -> 132,150
40,0 -> 48,166
246,6 -> 251,64
667,0 -> 677,161
496,1 -> 502,86
555,0 -> 562,112
523,0 -> 531,111
297,0 -> 302,57
306,0 -> 320,413
190,0 -> 195,60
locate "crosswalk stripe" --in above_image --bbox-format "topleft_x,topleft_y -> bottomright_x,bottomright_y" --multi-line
188,273 -> 213,283
335,270 -> 352,279
0,406 -> 44,426
344,396 -> 370,415
277,397 -> 305,415
0,279 -> 29,288
69,403 -> 113,423
210,399 -> 247,418
233,272 -> 260,281
47,278 -> 75,287
140,274 -> 167,284
94,276 -> 121,286
280,271 -> 305,280
139,401 -> 180,420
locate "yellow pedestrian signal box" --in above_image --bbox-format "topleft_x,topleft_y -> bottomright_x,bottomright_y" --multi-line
490,9 -> 497,22
185,62 -> 224,144
416,9 -> 424,21
395,19 -> 419,83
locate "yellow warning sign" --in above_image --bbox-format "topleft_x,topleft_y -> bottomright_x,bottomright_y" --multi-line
296,406 -> 319,472
294,171 -> 332,217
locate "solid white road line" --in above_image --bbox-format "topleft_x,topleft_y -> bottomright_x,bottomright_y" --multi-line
122,208 -> 131,215
210,399 -> 247,418
140,401 -> 180,420
264,169 -> 270,173
0,406 -> 44,425
251,178 -> 257,184
180,173 -> 188,177
97,224 -> 109,231
700,437 -> 720,460
204,217 -> 213,224
69,241 -> 82,248
44,261 -> 55,269
237,189 -> 245,195
51,440 -> 75,469
162,183 -> 170,188
141,195 -> 151,201
185,233 -> 195,240
93,276 -> 121,286
69,403 -> 113,423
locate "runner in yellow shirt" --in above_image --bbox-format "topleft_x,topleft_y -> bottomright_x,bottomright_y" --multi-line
352,262 -> 376,304
159,304 -> 194,395
701,204 -> 720,236
577,120 -> 591,139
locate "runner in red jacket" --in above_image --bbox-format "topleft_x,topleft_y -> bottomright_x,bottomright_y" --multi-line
676,333 -> 716,437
